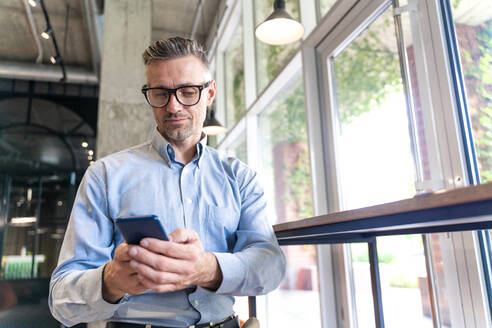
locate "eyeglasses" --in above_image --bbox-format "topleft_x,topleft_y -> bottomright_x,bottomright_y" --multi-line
141,81 -> 211,108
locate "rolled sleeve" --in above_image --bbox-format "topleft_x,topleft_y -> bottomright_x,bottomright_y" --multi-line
213,252 -> 247,294
50,265 -> 122,326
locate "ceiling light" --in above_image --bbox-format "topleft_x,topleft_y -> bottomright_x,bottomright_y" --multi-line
203,108 -> 227,136
10,217 -> 37,225
255,0 -> 304,45
88,150 -> 94,156
41,27 -> 52,40
88,155 -> 93,160
28,0 -> 39,7
81,141 -> 88,148
50,55 -> 60,64
89,160 -> 95,165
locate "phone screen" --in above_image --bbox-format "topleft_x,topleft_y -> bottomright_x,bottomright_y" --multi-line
115,215 -> 168,244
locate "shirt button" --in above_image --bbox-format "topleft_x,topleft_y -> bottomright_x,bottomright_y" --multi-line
187,198 -> 192,204
194,300 -> 199,306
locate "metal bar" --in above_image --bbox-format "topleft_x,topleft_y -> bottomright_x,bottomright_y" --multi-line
26,81 -> 34,124
39,0 -> 67,82
368,240 -> 384,328
477,230 -> 492,317
392,0 -> 424,191
276,202 -> 492,243
0,61 -> 98,84
191,0 -> 205,39
422,234 -> 441,327
277,221 -> 492,246
22,0 -> 43,63
0,175 -> 12,265
248,296 -> 257,318
437,0 -> 479,184
31,177 -> 42,278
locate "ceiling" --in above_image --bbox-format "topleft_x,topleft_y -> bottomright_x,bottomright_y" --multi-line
0,0 -> 223,176
0,0 -> 222,70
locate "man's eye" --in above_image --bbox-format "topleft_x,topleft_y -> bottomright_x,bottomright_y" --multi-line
179,87 -> 198,97
154,90 -> 169,97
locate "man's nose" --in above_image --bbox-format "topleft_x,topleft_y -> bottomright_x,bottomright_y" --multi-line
164,93 -> 183,113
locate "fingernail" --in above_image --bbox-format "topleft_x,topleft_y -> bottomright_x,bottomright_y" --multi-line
140,239 -> 149,247
129,247 -> 137,256
130,260 -> 137,268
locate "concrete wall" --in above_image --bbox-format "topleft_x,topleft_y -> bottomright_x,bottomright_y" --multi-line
96,0 -> 153,159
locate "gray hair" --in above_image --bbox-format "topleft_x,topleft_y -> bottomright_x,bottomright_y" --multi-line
142,37 -> 209,69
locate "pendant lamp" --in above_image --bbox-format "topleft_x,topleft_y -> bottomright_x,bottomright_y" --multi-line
255,0 -> 304,45
203,108 -> 227,136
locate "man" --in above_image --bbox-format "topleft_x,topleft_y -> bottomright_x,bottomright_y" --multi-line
49,37 -> 285,328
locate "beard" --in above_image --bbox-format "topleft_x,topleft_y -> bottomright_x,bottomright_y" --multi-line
160,113 -> 195,142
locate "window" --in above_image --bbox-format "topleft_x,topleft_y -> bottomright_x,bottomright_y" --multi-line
228,133 -> 247,164
317,1 -> 440,326
224,19 -> 245,129
258,75 -> 321,327
1,175 -> 73,280
448,0 -> 492,183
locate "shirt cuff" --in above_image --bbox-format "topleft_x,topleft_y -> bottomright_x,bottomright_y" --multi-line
83,265 -> 125,313
213,252 -> 247,295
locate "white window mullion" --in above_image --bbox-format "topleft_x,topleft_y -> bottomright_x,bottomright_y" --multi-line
419,0 -> 492,327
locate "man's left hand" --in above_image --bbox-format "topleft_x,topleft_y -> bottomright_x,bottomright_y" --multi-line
127,228 -> 223,293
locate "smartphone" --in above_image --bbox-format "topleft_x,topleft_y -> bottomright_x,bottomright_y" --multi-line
115,215 -> 168,245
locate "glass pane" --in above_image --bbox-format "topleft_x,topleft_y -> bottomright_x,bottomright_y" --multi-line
1,176 -> 71,280
254,0 -> 301,93
228,133 -> 247,164
224,19 -> 245,129
377,235 -> 432,328
330,6 -> 432,327
449,0 -> 492,183
332,7 -> 416,209
350,243 -> 376,327
2,178 -> 40,279
258,76 -> 320,327
427,233 -> 457,328
318,0 -> 337,19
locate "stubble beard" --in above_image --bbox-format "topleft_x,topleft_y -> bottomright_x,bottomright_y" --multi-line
160,116 -> 195,142
164,125 -> 193,141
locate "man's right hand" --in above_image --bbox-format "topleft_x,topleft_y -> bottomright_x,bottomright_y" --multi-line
102,242 -> 147,303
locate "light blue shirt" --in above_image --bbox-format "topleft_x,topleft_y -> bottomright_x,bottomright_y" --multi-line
49,129 -> 285,327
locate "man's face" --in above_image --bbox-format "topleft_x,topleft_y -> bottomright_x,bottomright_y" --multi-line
145,56 -> 215,144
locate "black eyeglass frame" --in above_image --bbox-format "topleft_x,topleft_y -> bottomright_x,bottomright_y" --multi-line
141,81 -> 211,108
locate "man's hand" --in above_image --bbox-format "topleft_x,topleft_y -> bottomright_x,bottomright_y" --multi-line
127,228 -> 223,293
102,242 -> 148,303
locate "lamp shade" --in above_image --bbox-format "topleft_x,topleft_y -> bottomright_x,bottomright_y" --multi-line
203,108 -> 227,135
255,0 -> 304,45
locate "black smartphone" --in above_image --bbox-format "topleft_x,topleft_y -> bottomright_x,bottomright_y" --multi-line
115,215 -> 168,245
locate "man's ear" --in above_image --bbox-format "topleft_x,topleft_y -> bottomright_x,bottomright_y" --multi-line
206,80 -> 216,106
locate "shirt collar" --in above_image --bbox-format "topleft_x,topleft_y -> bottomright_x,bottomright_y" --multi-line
151,128 -> 208,167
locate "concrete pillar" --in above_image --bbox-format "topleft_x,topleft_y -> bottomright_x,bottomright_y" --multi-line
96,0 -> 153,159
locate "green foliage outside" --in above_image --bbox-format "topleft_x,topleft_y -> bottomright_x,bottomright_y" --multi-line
225,22 -> 245,128
460,19 -> 492,182
264,78 -> 314,218
389,274 -> 419,289
334,11 -> 402,123
351,243 -> 395,264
